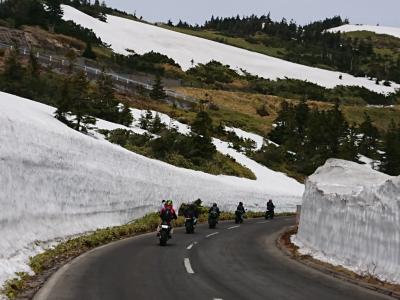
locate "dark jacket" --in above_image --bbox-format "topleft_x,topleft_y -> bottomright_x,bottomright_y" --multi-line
267,201 -> 275,211
209,206 -> 220,217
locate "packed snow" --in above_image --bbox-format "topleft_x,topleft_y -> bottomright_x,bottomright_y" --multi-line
328,24 -> 400,39
225,127 -> 265,150
0,92 -> 303,288
61,5 -> 399,94
292,159 -> 400,284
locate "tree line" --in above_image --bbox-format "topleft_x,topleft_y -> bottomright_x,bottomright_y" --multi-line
0,48 -> 132,132
175,14 -> 400,83
253,100 -> 400,177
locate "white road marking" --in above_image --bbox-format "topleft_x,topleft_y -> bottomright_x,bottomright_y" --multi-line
206,232 -> 219,238
184,258 -> 195,274
213,298 -> 224,300
227,225 -> 240,230
258,220 -> 270,224
187,243 -> 194,250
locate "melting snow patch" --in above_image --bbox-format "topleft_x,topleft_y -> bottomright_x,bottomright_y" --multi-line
61,5 -> 400,94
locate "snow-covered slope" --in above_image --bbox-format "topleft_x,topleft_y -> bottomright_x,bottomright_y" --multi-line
328,24 -> 400,39
292,159 -> 400,284
61,5 -> 399,94
0,92 -> 303,287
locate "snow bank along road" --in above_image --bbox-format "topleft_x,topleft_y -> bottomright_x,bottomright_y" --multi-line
0,92 -> 303,288
61,5 -> 399,94
34,217 -> 393,300
293,159 -> 400,284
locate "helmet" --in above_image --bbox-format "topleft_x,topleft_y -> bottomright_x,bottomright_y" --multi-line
213,203 -> 217,207
239,202 -> 243,205
162,199 -> 166,203
167,200 -> 173,206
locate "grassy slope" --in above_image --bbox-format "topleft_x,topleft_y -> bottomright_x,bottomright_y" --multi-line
173,87 -> 399,135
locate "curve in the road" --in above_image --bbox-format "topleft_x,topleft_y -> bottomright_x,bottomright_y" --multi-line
34,217 -> 394,300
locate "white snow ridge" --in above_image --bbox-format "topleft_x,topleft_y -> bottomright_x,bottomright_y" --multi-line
293,159 -> 400,284
328,24 -> 400,40
61,5 -> 399,94
0,92 -> 303,287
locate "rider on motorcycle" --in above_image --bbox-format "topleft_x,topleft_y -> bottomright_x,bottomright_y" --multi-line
267,199 -> 275,211
235,202 -> 246,223
183,203 -> 199,225
158,200 -> 177,237
208,203 -> 220,219
236,202 -> 245,214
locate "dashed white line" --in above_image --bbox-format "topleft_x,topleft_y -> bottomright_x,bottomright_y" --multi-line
227,225 -> 240,230
187,243 -> 194,250
257,220 -> 270,224
206,232 -> 219,238
184,258 -> 195,274
213,298 -> 224,300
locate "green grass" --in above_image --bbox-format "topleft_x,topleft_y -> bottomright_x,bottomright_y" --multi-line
1,210 -> 295,298
124,144 -> 256,180
342,105 -> 400,131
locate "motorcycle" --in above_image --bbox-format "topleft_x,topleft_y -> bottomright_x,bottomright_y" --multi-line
185,217 -> 195,234
208,211 -> 219,229
159,223 -> 171,246
265,210 -> 274,220
235,210 -> 245,224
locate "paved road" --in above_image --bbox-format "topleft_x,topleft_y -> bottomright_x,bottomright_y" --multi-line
34,217 -> 393,300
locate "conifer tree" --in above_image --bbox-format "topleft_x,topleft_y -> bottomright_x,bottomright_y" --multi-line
380,120 -> 400,175
28,51 -> 40,77
3,49 -> 23,81
139,110 -> 153,130
151,113 -> 164,133
358,113 -> 380,159
45,0 -> 63,32
150,75 -> 166,100
82,42 -> 96,59
55,71 -> 95,132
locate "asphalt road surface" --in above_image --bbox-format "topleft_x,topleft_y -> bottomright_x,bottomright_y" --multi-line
34,217 -> 393,300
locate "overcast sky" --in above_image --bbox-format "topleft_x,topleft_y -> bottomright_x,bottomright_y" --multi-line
105,0 -> 400,27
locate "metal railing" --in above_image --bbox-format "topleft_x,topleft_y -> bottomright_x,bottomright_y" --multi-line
0,42 -> 198,104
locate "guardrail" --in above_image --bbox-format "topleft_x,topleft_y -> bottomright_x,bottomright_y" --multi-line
0,42 -> 198,104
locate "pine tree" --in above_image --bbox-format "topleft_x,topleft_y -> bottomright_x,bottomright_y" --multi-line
380,120 -> 400,175
118,105 -> 133,127
189,111 -> 216,160
93,71 -> 116,118
82,42 -> 96,59
150,113 -> 164,133
358,113 -> 380,159
149,75 -> 166,100
339,125 -> 359,161
3,49 -> 24,81
139,110 -> 153,130
28,51 -> 40,77
45,0 -> 63,32
55,71 -> 95,132
191,111 -> 213,137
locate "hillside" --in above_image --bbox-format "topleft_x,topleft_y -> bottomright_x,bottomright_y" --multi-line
60,5 -> 399,94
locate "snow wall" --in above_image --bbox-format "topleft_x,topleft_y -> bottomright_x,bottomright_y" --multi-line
0,92 -> 302,285
293,159 -> 400,284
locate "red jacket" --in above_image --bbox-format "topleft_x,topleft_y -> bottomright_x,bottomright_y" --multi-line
160,205 -> 177,224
